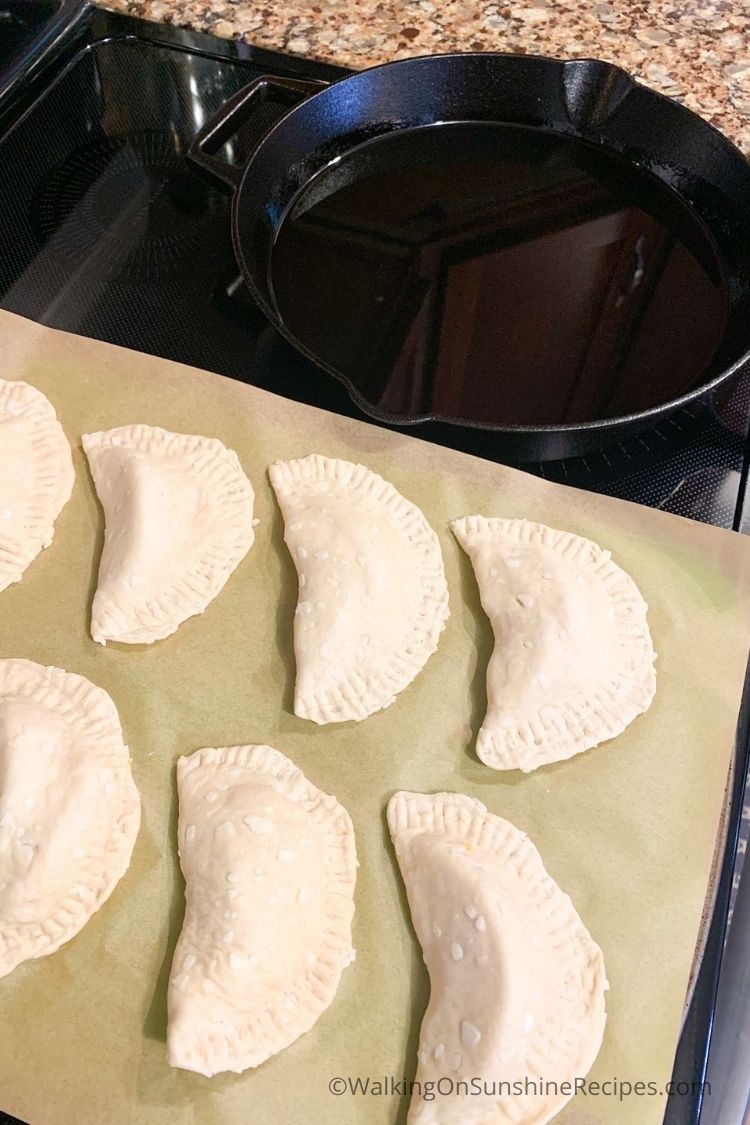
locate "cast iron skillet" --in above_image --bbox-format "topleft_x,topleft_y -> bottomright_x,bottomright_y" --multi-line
189,53 -> 750,460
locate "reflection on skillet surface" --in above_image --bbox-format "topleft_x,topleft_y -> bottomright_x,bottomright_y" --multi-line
269,122 -> 729,427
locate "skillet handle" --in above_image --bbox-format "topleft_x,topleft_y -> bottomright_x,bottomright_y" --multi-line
189,75 -> 327,191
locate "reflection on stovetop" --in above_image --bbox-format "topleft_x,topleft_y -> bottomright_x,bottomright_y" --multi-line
0,1 -> 61,69
0,30 -> 747,536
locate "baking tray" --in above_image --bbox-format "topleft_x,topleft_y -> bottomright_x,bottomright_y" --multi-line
0,310 -> 748,1124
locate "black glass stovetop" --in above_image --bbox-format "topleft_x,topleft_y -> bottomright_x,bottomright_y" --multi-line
0,5 -> 748,528
0,7 -> 748,1125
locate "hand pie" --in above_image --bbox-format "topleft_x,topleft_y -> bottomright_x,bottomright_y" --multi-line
82,424 -> 255,645
0,379 -> 73,592
0,659 -> 140,978
168,744 -> 357,1077
452,517 -> 656,772
388,791 -> 607,1125
270,454 -> 449,723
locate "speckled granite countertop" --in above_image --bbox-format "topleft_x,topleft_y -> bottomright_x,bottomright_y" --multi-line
97,0 -> 750,153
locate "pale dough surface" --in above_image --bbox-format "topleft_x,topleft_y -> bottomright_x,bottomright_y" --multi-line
168,743 -> 357,1077
83,424 -> 255,645
388,791 -> 607,1125
452,517 -> 656,771
0,659 -> 140,979
0,379 -> 73,593
270,454 -> 449,723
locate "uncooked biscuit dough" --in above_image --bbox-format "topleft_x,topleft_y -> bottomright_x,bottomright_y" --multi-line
388,791 -> 607,1125
0,379 -> 74,593
452,517 -> 656,772
0,659 -> 140,979
82,424 -> 255,645
167,743 -> 357,1077
269,454 -> 449,723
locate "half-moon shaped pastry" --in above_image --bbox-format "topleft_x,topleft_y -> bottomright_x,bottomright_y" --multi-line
0,379 -> 74,592
82,424 -> 255,645
168,744 -> 357,1077
0,659 -> 140,978
269,454 -> 449,723
452,517 -> 656,772
388,791 -> 607,1125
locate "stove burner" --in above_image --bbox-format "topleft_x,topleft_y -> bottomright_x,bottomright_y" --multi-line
526,401 -> 711,484
31,130 -> 227,284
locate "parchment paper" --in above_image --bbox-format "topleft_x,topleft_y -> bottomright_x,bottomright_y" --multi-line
0,308 -> 749,1125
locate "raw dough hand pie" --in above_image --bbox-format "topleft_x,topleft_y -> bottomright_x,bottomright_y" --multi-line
0,659 -> 140,979
452,517 -> 656,772
167,744 -> 357,1077
388,791 -> 607,1125
0,379 -> 74,592
83,424 -> 255,645
269,454 -> 449,723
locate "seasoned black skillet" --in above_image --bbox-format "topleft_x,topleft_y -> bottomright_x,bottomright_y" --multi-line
190,53 -> 750,460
